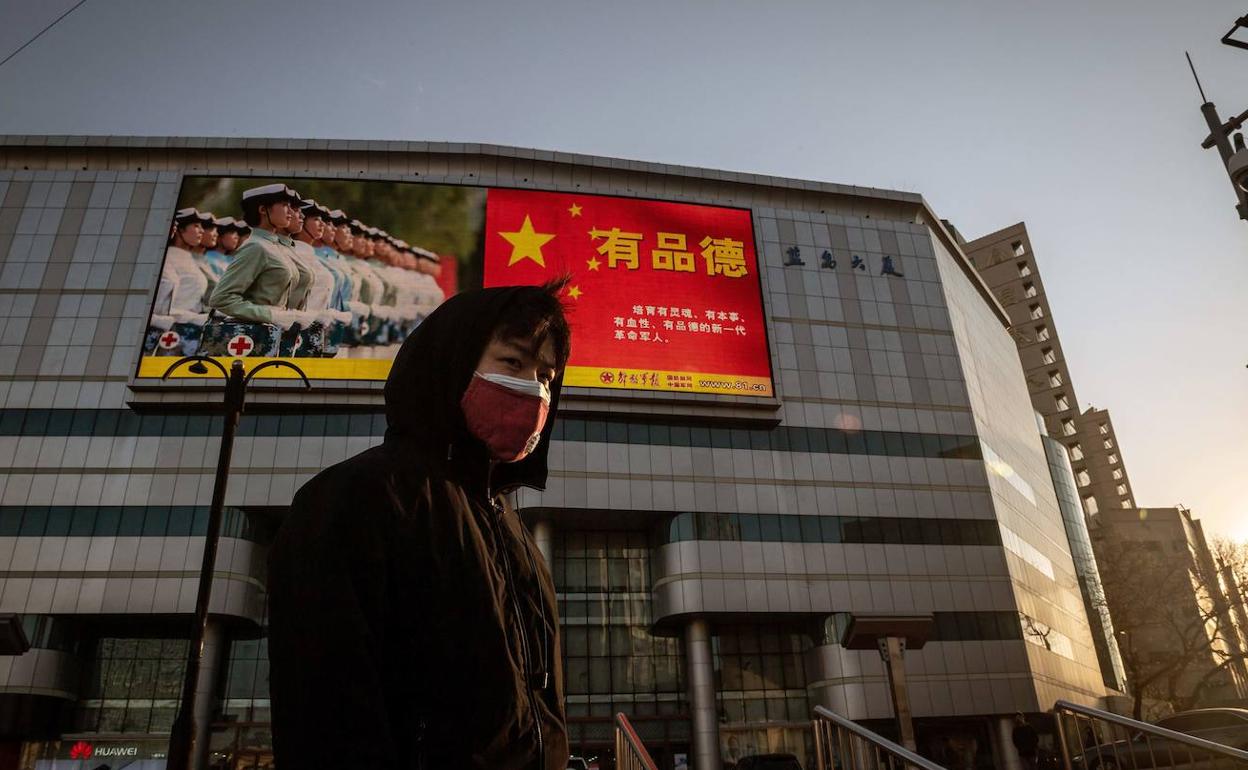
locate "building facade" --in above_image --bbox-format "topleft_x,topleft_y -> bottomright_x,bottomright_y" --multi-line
1073,407 -> 1135,514
961,223 -> 1137,516
1089,506 -> 1248,715
0,137 -> 1112,770
955,223 -> 1129,694
1038,421 -> 1127,693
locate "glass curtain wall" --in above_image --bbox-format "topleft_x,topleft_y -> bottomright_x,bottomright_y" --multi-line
713,624 -> 813,768
553,530 -> 689,756
76,638 -> 188,735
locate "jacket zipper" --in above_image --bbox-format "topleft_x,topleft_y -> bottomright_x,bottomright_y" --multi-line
490,498 -> 545,769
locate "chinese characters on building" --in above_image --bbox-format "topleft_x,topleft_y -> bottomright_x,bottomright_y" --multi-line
611,304 -> 749,344
589,229 -> 749,278
786,245 -> 905,277
598,368 -> 696,390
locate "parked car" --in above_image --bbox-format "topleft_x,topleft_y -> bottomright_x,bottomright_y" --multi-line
566,757 -> 590,770
1156,709 -> 1248,750
1069,708 -> 1248,768
736,753 -> 803,770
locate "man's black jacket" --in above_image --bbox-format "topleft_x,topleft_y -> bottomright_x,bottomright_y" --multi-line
267,286 -> 569,769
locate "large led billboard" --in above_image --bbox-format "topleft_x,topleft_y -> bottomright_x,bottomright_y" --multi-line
140,177 -> 773,397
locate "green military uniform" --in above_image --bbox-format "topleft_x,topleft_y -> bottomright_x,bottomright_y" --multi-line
285,248 -> 315,311
208,227 -> 297,323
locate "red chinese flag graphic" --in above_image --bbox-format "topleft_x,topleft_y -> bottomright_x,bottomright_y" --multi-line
483,189 -> 773,396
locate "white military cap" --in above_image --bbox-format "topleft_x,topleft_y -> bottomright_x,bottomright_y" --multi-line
241,183 -> 289,202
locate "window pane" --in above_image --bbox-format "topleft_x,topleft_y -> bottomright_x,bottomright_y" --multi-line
585,420 -> 607,443
69,507 -> 96,536
45,507 -> 72,537
739,514 -> 761,542
779,516 -> 801,542
758,515 -> 782,542
799,516 -> 821,543
0,509 -> 21,536
118,507 -> 145,536
563,419 -> 585,442
19,507 -> 48,537
607,422 -> 628,444
143,507 -> 169,537
628,423 -> 649,444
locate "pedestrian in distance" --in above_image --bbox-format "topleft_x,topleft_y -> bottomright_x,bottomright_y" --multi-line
1013,713 -> 1040,770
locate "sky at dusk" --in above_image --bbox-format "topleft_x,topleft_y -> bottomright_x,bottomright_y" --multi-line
1,0 -> 1245,540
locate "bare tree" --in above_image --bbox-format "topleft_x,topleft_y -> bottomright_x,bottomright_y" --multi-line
1090,529 -> 1248,720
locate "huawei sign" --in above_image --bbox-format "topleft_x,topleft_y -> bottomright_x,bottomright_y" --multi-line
66,741 -> 139,759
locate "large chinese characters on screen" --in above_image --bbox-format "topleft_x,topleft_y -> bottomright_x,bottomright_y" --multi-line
483,189 -> 773,397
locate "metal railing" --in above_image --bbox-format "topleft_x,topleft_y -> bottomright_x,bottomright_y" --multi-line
615,712 -> 659,770
812,706 -> 947,770
1054,699 -> 1248,769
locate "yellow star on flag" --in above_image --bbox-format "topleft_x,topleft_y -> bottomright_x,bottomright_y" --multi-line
568,285 -> 583,299
586,256 -> 602,271
568,203 -> 583,217
500,215 -> 555,267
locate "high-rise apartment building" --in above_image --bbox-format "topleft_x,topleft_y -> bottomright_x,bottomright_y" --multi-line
1088,506 -> 1248,712
1074,407 -> 1136,513
961,224 -> 1136,516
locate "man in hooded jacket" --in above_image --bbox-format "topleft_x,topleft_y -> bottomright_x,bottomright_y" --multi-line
267,284 -> 571,770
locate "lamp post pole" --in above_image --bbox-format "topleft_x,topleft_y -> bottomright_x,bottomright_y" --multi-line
1190,16 -> 1248,221
162,356 -> 309,770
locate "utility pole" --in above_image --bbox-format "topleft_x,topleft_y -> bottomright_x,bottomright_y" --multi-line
1190,15 -> 1248,221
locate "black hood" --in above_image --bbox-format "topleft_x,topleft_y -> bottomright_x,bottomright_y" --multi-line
383,286 -> 564,497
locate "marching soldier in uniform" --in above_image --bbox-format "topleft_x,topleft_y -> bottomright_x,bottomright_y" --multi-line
348,219 -> 387,353
215,217 -> 244,256
204,184 -> 308,358
234,220 -> 252,250
315,209 -> 356,356
364,227 -> 401,349
202,216 -> 238,287
194,210 -> 219,260
281,200 -> 315,314
190,212 -> 224,304
324,209 -> 364,352
148,207 -> 210,356
414,247 -> 446,324
291,200 -> 350,357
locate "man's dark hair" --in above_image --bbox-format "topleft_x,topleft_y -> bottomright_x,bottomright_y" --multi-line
492,277 -> 573,370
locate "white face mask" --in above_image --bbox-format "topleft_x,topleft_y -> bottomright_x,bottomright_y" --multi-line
476,371 -> 552,404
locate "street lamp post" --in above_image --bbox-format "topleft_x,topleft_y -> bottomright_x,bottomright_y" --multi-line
161,356 -> 309,770
1191,16 -> 1248,221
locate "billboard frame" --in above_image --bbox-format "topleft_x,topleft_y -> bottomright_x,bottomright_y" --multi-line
127,172 -> 780,417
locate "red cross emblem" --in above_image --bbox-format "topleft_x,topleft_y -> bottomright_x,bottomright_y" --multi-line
158,331 -> 181,350
227,334 -> 255,357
